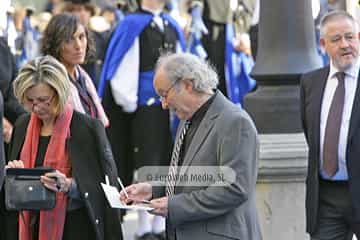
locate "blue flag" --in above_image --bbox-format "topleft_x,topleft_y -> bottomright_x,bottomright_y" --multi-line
17,16 -> 40,68
225,24 -> 256,106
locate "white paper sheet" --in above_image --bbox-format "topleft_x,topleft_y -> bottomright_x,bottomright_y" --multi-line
100,183 -> 153,211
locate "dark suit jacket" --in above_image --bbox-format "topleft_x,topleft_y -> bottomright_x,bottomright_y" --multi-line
300,66 -> 360,234
153,92 -> 262,240
0,37 -> 26,123
0,92 -> 5,188
3,111 -> 123,240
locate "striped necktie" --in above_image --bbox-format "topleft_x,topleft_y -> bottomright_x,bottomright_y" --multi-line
166,120 -> 191,196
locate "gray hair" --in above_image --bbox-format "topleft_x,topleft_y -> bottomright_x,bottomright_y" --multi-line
13,55 -> 71,114
320,10 -> 358,37
156,53 -> 218,93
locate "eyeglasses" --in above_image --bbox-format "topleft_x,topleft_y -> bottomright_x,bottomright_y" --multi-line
159,81 -> 177,102
26,94 -> 55,108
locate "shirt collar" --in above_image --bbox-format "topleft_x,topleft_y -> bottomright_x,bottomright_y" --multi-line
189,92 -> 217,124
141,6 -> 162,17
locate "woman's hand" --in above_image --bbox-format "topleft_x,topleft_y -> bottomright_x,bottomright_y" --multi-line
41,170 -> 72,193
6,160 -> 24,168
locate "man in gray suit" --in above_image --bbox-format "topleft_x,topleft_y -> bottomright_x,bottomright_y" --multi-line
121,53 -> 262,240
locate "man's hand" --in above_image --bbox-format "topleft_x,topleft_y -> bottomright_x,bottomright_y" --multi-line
119,182 -> 152,204
149,197 -> 168,217
233,33 -> 252,56
3,118 -> 13,143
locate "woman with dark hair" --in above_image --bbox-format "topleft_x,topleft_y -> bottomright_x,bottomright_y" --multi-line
41,13 -> 109,127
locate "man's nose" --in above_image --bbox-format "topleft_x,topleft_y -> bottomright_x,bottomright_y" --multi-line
161,99 -> 168,109
339,37 -> 350,48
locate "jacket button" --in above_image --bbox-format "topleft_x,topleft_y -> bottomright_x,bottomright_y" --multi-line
95,219 -> 99,224
84,192 -> 89,198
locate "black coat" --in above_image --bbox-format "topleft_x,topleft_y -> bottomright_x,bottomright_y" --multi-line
300,66 -> 360,235
3,111 -> 123,240
0,37 -> 26,123
0,92 -> 4,188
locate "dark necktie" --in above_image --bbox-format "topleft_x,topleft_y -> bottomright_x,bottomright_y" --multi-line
323,72 -> 346,177
166,120 -> 191,196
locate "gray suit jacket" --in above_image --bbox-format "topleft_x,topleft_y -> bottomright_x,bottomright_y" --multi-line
154,92 -> 262,240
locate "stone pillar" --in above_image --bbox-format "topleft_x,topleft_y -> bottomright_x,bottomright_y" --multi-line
256,133 -> 309,240
244,1 -> 319,237
244,0 -> 322,133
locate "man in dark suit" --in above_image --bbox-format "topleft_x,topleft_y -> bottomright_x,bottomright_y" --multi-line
0,37 -> 17,185
300,10 -> 360,240
0,37 -> 26,140
0,21 -> 25,240
0,92 -> 4,188
121,53 -> 262,240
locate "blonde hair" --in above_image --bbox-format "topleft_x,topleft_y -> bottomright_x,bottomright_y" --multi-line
13,55 -> 70,114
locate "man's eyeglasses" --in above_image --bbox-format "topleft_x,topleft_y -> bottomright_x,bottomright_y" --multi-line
159,81 -> 177,102
26,94 -> 55,108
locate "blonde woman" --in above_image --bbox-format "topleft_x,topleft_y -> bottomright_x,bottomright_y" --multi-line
4,55 -> 122,240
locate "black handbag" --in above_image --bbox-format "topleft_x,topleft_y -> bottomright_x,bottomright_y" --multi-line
5,167 -> 56,211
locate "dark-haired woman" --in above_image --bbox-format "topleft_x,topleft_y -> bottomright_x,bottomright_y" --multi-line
41,13 -> 109,127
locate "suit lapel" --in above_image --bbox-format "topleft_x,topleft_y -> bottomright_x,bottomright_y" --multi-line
177,93 -> 223,180
348,69 -> 360,141
312,67 -> 329,166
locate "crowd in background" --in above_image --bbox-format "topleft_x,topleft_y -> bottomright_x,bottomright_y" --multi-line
1,0 -> 255,84
0,1 -> 260,239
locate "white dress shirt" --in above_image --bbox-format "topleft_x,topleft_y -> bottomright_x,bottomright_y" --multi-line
319,59 -> 360,180
142,6 -> 164,31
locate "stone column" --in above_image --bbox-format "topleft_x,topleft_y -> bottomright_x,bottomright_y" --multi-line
256,133 -> 309,240
244,0 -> 322,133
244,1 -> 319,238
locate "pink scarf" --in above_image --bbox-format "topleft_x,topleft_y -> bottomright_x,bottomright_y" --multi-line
69,66 -> 109,127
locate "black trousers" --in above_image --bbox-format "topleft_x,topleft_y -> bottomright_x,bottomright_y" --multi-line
31,207 -> 95,240
249,24 -> 258,61
202,19 -> 227,97
311,179 -> 357,240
